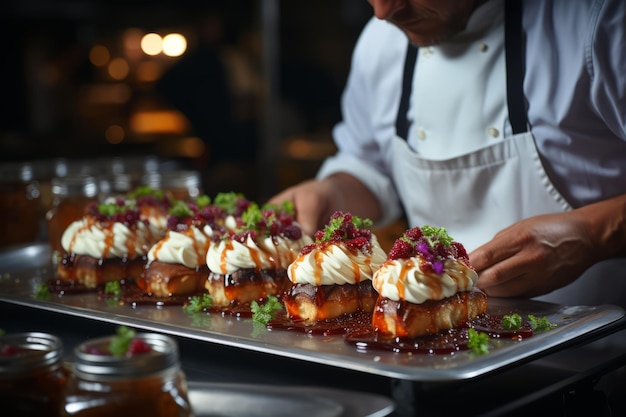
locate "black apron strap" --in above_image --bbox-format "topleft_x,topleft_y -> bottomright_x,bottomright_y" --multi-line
394,0 -> 528,139
505,0 -> 528,134
395,44 -> 417,141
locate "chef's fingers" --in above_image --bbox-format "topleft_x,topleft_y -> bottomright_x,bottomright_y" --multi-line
474,251 -> 531,296
266,180 -> 328,236
469,235 -> 522,273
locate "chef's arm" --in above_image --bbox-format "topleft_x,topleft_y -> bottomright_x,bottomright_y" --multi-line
471,193 -> 626,298
267,173 -> 382,236
584,192 -> 626,259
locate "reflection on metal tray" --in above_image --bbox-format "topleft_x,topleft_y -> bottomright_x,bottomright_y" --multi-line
0,244 -> 624,382
187,381 -> 395,417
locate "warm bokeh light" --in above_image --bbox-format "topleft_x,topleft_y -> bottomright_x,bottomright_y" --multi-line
108,58 -> 129,80
155,136 -> 205,158
162,33 -> 187,57
123,28 -> 144,61
105,125 -> 125,144
129,110 -> 189,135
89,45 -> 110,67
286,138 -> 313,158
136,61 -> 161,82
178,136 -> 205,158
284,136 -> 337,160
84,84 -> 131,104
141,33 -> 163,56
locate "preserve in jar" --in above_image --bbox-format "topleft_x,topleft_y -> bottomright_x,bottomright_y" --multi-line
62,328 -> 193,417
0,332 -> 68,417
0,162 -> 41,247
46,175 -> 99,263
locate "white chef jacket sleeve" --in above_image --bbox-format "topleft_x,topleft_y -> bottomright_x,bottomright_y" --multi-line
316,18 -> 404,227
590,0 -> 626,140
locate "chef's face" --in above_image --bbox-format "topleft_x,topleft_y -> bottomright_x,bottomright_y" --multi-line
368,0 -> 485,46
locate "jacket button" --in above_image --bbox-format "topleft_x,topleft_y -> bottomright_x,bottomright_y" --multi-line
487,127 -> 499,138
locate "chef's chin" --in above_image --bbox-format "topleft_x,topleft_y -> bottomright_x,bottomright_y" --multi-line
404,28 -> 457,47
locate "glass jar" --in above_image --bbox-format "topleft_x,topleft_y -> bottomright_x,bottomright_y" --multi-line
0,162 -> 41,248
141,170 -> 202,201
98,173 -> 133,202
0,332 -> 67,417
62,332 -> 193,417
46,175 -> 99,263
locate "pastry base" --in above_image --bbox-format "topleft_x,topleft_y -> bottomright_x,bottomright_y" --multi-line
138,260 -> 209,297
57,253 -> 146,289
372,288 -> 488,338
205,269 -> 291,306
283,281 -> 378,322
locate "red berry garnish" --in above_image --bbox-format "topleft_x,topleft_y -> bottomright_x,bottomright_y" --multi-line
0,344 -> 24,356
388,239 -> 415,260
127,338 -> 152,356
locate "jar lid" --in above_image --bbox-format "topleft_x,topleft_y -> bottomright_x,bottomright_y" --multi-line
99,173 -> 132,196
0,162 -> 35,183
73,333 -> 179,379
51,175 -> 99,198
0,332 -> 63,375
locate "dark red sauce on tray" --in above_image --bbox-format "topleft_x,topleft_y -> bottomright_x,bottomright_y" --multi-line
46,276 -> 536,355
268,312 -> 535,354
343,314 -> 534,354
267,310 -> 372,336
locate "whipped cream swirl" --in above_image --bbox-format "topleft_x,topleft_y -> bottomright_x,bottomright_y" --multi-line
372,257 -> 478,304
206,233 -> 313,274
148,225 -> 214,268
61,218 -> 154,259
288,235 -> 386,286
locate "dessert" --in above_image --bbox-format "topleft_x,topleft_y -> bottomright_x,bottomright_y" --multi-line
137,196 -> 228,298
371,225 -> 487,338
205,201 -> 312,309
56,199 -> 158,289
127,186 -> 172,240
283,211 -> 386,322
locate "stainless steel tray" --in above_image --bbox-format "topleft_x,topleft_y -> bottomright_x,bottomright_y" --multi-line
187,381 -> 395,417
1,244 -> 624,382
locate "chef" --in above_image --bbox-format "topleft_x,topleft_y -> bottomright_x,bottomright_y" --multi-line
269,0 -> 626,310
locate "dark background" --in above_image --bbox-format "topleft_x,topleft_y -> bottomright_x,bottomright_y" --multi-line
0,0 -> 372,201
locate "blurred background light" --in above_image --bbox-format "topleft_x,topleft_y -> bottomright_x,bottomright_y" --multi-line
141,33 -> 163,56
162,33 -> 187,57
107,57 -> 129,80
89,45 -> 110,67
105,125 -> 125,144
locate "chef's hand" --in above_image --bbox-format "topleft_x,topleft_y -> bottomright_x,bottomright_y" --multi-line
267,173 -> 381,237
471,195 -> 626,298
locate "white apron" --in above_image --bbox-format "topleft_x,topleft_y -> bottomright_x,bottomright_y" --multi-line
389,0 -> 626,311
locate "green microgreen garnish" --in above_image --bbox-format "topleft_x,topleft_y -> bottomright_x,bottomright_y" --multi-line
98,202 -> 129,217
196,195 -> 211,209
169,200 -> 194,218
128,185 -> 164,200
318,213 -> 372,242
34,282 -> 50,300
421,225 -> 453,247
183,294 -> 213,314
0,329 -> 4,336
467,328 -> 490,355
241,203 -> 263,229
502,313 -> 522,330
251,295 -> 283,325
528,314 -> 556,331
104,281 -> 122,299
109,326 -> 136,357
262,200 -> 295,216
213,192 -> 246,214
